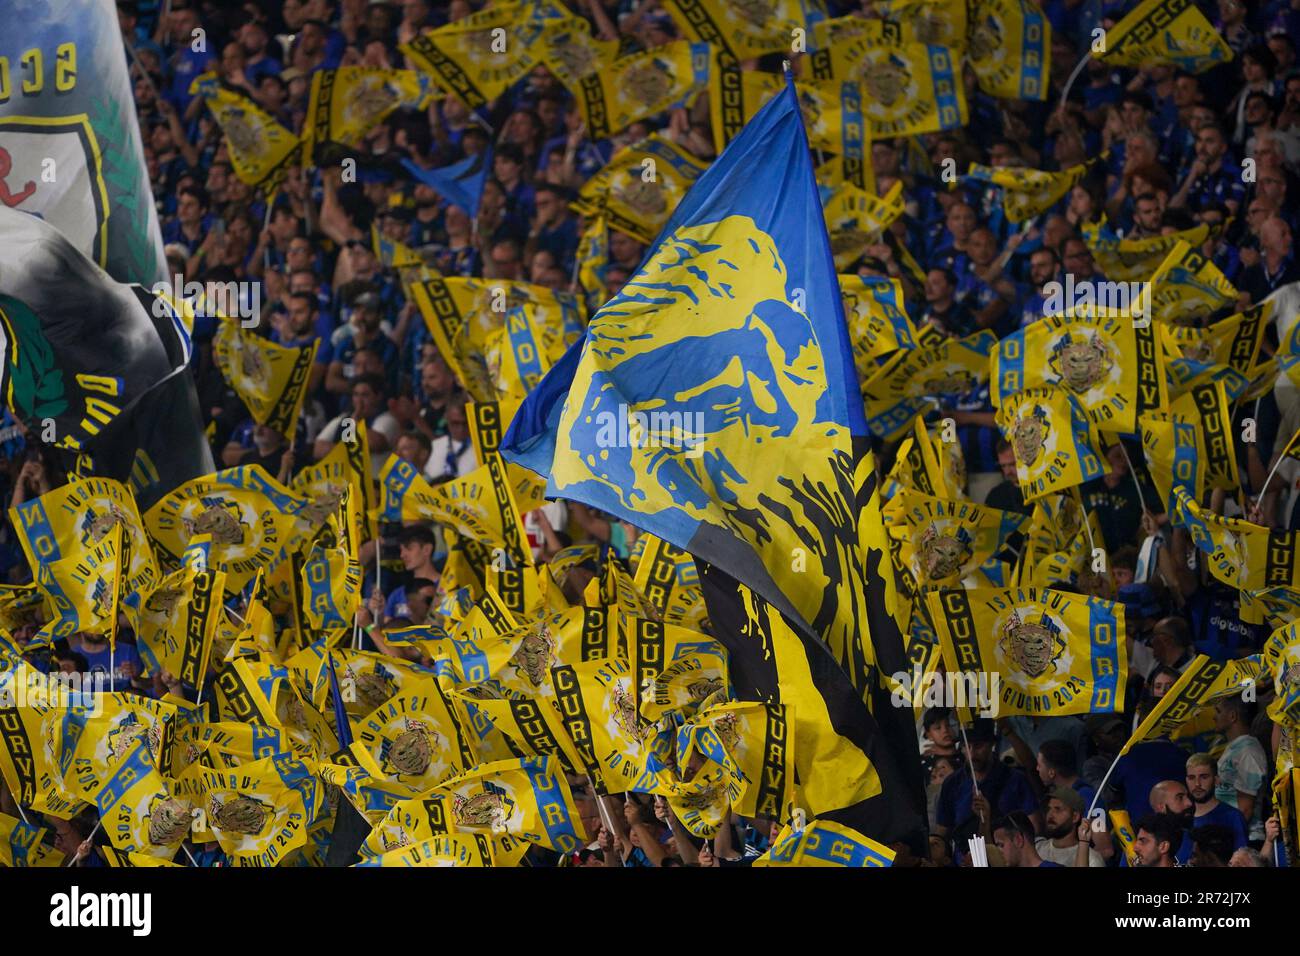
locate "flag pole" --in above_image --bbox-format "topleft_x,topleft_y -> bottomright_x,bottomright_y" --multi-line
1057,49 -> 1093,116
65,818 -> 102,866
1115,440 -> 1149,515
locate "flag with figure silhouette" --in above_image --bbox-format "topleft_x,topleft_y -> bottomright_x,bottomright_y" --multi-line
503,75 -> 926,848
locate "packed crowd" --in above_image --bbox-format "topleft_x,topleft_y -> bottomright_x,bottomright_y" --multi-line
1,0 -> 1299,866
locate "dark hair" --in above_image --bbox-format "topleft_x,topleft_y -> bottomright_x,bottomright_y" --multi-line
1112,545 -> 1139,572
1217,694 -> 1255,725
397,525 -> 437,548
178,185 -> 210,210
287,291 -> 316,312
923,707 -> 952,730
352,371 -> 387,397
1121,90 -> 1154,113
1134,813 -> 1181,855
1189,824 -> 1235,864
407,576 -> 439,592
992,811 -> 1035,843
1038,739 -> 1078,777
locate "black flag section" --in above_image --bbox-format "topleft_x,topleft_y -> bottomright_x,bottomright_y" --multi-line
697,560 -> 928,854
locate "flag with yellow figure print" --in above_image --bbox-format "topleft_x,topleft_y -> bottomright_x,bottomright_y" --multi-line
60,693 -> 178,803
865,329 -> 998,405
213,319 -> 318,441
991,310 -> 1165,435
144,465 -> 308,592
537,15 -> 619,88
573,133 -> 708,246
630,534 -> 710,631
355,832 -> 491,867
1095,0 -> 1233,73
434,755 -> 588,853
662,0 -> 814,61
572,40 -> 710,140
624,614 -> 726,716
0,661 -> 86,819
925,586 -> 1127,717
995,386 -> 1108,501
0,813 -> 64,867
93,736 -> 191,860
889,489 -> 1029,587
358,790 -> 525,865
31,520 -> 123,644
188,73 -> 302,192
303,67 -> 434,154
1263,622 -> 1300,726
754,818 -> 895,867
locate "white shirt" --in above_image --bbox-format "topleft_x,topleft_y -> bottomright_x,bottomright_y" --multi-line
426,434 -> 478,482
316,411 -> 400,473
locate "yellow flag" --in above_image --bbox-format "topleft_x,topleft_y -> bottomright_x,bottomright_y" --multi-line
0,661 -> 86,819
1119,654 -> 1263,757
966,0 -> 1051,100
303,67 -> 433,153
1165,380 -> 1238,490
1263,621 -> 1300,726
538,16 -> 619,88
864,329 -> 997,403
94,736 -> 192,860
889,490 -> 1029,587
995,386 -> 1108,501
630,534 -> 709,631
32,521 -> 123,642
0,812 -> 64,867
992,310 -> 1166,434
926,585 -> 1128,717
188,73 -> 301,191
350,676 -> 471,796
1096,0 -> 1233,72
434,755 -> 588,853
356,832 -> 491,867
198,755 -> 310,866
839,275 -> 920,380
135,566 -> 227,686
293,425 -> 378,547
1085,221 -> 1218,282
573,40 -> 709,140
573,133 -> 707,245
1149,240 -> 1238,323
824,180 -> 906,271
1160,301 -> 1271,379
678,700 -> 795,820
805,38 -> 967,137
1108,809 -> 1138,864
401,2 -> 550,110
662,0 -> 809,60
144,465 -> 308,592
968,155 -> 1097,223
213,320 -> 318,440
754,818 -> 896,867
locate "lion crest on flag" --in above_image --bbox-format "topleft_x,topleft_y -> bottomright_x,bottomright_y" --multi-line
182,498 -> 248,546
861,52 -> 911,109
452,789 -> 513,828
916,523 -> 974,580
383,718 -> 437,777
968,13 -> 1004,62
145,795 -> 193,846
83,504 -> 132,544
998,608 -> 1067,679
510,624 -> 556,688
1011,403 -> 1050,467
1050,330 -> 1114,393
209,793 -> 271,835
614,175 -> 667,218
622,58 -> 674,109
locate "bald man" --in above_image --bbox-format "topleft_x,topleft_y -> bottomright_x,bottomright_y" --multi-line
1149,780 -> 1195,864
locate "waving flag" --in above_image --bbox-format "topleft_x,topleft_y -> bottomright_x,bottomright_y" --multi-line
1095,0 -> 1232,73
966,0 -> 1051,100
190,74 -> 302,193
213,320 -> 318,440
754,819 -> 895,867
400,149 -> 492,216
304,67 -> 434,155
1,0 -> 167,286
505,77 -> 924,844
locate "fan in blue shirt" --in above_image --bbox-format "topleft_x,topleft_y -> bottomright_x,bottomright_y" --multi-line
1181,753 -> 1250,863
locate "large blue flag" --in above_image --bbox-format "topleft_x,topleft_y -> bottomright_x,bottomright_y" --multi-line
503,78 -> 926,843
400,149 -> 491,216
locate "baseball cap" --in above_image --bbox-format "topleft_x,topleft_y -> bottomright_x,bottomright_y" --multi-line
1048,785 -> 1085,814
